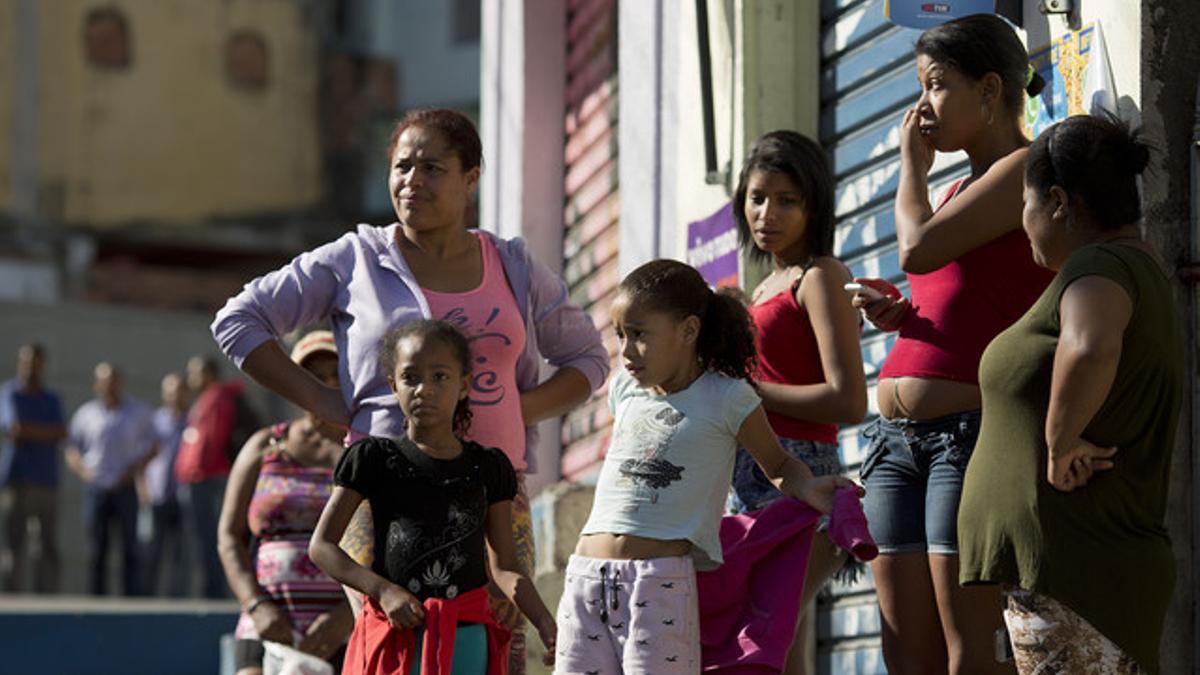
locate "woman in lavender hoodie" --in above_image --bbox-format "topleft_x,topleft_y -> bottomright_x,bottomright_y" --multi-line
212,108 -> 609,673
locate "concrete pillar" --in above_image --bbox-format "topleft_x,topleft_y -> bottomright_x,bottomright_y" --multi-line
480,0 -> 568,494
617,0 -> 667,275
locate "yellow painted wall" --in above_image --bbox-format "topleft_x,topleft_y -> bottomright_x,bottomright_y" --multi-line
0,0 -> 17,211
36,0 -> 320,227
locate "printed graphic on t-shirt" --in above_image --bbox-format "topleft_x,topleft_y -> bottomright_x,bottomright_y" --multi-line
439,306 -> 512,408
616,406 -> 686,507
387,493 -> 483,599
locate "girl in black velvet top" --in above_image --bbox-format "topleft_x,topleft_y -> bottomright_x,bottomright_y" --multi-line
310,320 -> 555,673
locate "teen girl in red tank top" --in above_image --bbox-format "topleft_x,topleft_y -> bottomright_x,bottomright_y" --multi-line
848,15 -> 1053,675
730,130 -> 867,675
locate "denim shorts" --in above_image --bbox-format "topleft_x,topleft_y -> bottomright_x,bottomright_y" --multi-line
728,437 -> 842,515
858,410 -> 981,555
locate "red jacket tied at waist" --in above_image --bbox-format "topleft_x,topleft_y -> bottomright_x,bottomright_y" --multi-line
342,586 -> 511,675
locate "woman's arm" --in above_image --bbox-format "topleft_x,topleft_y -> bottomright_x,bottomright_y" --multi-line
523,247 -> 611,394
1045,275 -> 1132,491
894,108 -> 1027,274
216,427 -> 294,644
756,261 -> 867,424
520,367 -> 592,425
212,237 -> 354,426
737,405 -> 850,514
240,341 -> 350,429
485,500 -> 556,665
296,601 -> 354,659
310,486 -> 425,629
850,280 -> 911,333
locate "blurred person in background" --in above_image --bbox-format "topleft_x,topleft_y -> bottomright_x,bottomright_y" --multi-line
66,362 -> 157,596
218,331 -> 351,675
176,355 -> 260,598
140,371 -> 190,597
0,343 -> 66,593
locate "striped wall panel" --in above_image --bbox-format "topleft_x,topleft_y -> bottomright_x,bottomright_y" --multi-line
560,0 -> 619,482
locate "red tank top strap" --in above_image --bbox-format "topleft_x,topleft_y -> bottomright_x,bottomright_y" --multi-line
938,178 -> 967,209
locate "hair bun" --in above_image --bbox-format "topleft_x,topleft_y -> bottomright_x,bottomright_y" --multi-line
1123,137 -> 1151,175
1025,71 -> 1046,97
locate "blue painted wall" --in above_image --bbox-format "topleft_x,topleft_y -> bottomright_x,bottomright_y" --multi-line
0,609 -> 238,675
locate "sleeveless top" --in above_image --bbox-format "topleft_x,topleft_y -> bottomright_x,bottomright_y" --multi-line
879,180 -> 1054,383
960,243 -> 1182,673
424,233 -> 529,470
748,277 -> 838,443
235,422 -> 344,640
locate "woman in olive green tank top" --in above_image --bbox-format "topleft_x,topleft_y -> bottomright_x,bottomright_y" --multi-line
958,114 -> 1183,674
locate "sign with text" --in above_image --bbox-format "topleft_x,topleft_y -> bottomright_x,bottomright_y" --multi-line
884,0 -> 995,29
686,203 -> 739,289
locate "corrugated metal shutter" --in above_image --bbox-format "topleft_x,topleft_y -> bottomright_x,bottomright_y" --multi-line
560,0 -> 619,480
816,0 -> 968,672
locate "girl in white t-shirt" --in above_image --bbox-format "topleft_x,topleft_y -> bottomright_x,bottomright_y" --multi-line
555,259 -> 851,674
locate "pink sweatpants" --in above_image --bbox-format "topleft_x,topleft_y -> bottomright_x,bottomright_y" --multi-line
554,554 -> 699,675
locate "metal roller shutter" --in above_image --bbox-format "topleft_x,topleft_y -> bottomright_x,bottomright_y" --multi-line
560,0 -> 620,480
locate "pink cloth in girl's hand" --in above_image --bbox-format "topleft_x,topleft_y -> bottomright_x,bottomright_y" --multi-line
829,485 -> 878,561
697,488 -> 875,673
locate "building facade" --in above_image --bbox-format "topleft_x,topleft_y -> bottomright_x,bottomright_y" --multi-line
0,0 -> 483,596
480,0 -> 1199,672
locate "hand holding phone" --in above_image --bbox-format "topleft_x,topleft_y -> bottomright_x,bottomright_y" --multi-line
843,282 -> 884,302
847,277 -> 908,332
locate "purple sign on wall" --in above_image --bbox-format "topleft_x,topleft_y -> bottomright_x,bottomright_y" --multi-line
686,203 -> 739,289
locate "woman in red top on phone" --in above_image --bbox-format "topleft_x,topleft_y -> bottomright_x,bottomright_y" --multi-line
849,15 -> 1053,674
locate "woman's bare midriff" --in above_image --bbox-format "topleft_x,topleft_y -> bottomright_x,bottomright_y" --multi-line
876,376 -> 981,421
575,533 -> 692,560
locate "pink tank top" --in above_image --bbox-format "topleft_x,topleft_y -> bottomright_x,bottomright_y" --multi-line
423,233 -> 529,470
879,180 -> 1054,383
748,280 -> 838,444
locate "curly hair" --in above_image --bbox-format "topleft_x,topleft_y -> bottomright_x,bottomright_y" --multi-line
378,320 -> 474,437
